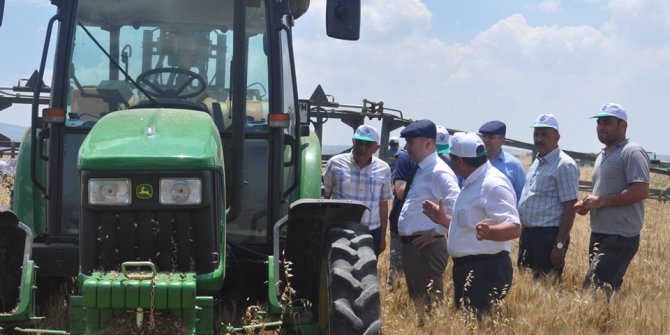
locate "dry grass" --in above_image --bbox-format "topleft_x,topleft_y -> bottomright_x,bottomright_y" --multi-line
379,160 -> 670,334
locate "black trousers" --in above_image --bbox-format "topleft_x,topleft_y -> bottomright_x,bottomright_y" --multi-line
518,226 -> 569,279
452,251 -> 512,314
583,232 -> 640,293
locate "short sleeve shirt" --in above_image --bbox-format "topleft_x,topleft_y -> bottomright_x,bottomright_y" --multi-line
323,153 -> 393,230
590,139 -> 650,237
518,147 -> 579,228
393,150 -> 416,182
448,162 -> 521,258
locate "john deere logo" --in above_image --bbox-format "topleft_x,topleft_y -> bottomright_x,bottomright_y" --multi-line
136,184 -> 153,199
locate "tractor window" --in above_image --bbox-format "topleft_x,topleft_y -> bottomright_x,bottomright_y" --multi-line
65,0 -> 271,130
66,23 -> 235,128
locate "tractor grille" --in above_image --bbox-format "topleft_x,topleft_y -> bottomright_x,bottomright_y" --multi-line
80,171 -> 221,275
91,210 -> 203,273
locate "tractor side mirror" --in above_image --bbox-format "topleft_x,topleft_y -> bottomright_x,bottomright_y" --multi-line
0,0 -> 5,27
298,99 -> 311,136
326,0 -> 360,41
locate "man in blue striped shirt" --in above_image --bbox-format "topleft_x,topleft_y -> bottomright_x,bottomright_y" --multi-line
323,124 -> 393,255
479,120 -> 526,201
517,114 -> 579,280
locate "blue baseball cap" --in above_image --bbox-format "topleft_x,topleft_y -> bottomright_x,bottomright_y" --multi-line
400,119 -> 436,139
479,120 -> 506,135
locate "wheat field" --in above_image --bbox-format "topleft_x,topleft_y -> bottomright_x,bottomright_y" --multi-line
1,158 -> 668,334
379,160 -> 670,335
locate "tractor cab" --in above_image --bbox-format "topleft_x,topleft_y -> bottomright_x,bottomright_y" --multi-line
12,0 -> 289,279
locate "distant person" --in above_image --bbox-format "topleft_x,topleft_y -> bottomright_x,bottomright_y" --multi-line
323,125 -> 393,255
389,137 -> 401,156
517,114 -> 579,280
397,120 -> 460,307
387,148 -> 414,287
575,103 -> 649,295
0,158 -> 16,177
436,125 -> 452,166
478,120 -> 525,201
424,132 -> 520,314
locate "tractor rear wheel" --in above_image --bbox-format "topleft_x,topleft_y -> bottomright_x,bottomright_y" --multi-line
325,224 -> 381,335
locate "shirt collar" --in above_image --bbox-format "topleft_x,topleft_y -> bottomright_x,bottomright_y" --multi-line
602,138 -> 629,153
492,149 -> 505,162
463,161 -> 491,187
536,147 -> 560,165
348,152 -> 373,169
417,152 -> 438,170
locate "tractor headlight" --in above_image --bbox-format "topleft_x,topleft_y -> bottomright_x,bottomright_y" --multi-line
88,178 -> 131,205
159,178 -> 202,205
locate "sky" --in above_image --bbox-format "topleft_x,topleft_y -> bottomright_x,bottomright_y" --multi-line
1,0 -> 669,156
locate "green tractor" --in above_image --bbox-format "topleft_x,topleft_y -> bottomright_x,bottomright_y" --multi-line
0,0 -> 382,334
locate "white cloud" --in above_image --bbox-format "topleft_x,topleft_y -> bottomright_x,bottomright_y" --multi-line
292,1 -> 670,153
538,0 -> 562,13
606,0 -> 647,15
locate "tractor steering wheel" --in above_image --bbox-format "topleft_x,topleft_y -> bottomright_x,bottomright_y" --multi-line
136,68 -> 206,99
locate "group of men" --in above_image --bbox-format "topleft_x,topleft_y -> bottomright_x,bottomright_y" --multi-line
322,102 -> 650,314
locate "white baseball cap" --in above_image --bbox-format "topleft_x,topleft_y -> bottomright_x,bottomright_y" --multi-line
531,113 -> 559,131
436,126 -> 450,154
352,125 -> 380,143
591,103 -> 627,122
450,132 -> 487,158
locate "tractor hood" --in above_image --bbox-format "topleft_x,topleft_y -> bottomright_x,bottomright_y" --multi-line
78,109 -> 223,171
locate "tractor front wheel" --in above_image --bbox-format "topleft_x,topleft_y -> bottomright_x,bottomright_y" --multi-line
325,224 -> 381,335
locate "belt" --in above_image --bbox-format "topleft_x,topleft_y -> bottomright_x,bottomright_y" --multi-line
522,226 -> 559,233
452,251 -> 508,264
400,234 -> 444,244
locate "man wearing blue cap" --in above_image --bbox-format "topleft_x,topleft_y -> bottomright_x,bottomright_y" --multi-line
479,120 -> 525,201
386,125 -> 452,287
575,103 -> 649,295
397,120 -> 460,307
517,114 -> 579,280
323,124 -> 393,255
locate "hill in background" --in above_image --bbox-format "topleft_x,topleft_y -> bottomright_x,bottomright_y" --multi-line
0,122 -> 27,141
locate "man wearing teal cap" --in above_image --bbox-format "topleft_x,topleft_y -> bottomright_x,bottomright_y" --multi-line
575,103 -> 649,296
323,124 -> 393,255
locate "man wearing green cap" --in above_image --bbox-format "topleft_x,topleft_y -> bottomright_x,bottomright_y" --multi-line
575,103 -> 649,295
323,124 -> 393,255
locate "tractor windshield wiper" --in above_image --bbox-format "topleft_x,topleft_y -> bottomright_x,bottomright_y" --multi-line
77,22 -> 158,107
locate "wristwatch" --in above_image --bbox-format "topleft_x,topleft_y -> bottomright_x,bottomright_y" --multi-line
556,242 -> 564,250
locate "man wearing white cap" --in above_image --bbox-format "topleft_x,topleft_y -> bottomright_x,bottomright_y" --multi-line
424,132 -> 520,314
575,103 -> 649,295
517,114 -> 579,280
323,124 -> 393,255
435,125 -> 452,165
388,137 -> 401,156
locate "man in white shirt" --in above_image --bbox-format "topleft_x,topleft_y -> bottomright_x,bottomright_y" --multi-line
425,132 -> 520,314
323,125 -> 393,255
397,120 -> 460,307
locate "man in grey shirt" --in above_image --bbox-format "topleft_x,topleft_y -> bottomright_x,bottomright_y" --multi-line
575,103 -> 649,294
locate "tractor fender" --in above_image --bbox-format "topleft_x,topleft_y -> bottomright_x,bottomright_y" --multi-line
281,199 -> 368,316
0,207 -> 37,323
